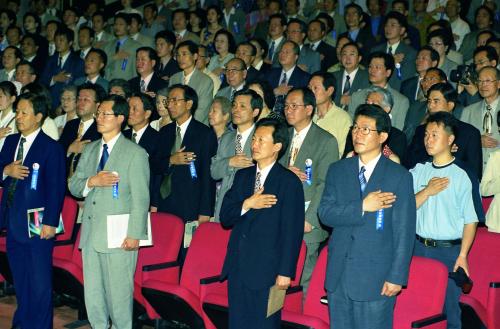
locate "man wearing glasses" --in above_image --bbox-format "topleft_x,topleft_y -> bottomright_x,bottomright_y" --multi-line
151,84 -> 217,253
69,95 -> 150,328
319,104 -> 416,329
215,58 -> 247,102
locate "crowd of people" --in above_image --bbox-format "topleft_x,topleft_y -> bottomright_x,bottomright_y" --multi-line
0,0 -> 498,328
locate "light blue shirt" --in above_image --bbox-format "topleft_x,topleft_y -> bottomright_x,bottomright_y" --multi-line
410,160 -> 480,240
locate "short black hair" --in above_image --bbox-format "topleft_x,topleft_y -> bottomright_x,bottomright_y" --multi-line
4,45 -> 22,59
392,0 -> 409,11
425,67 -> 448,81
250,37 -> 268,58
237,42 -> 257,57
169,84 -> 198,115
79,25 -> 95,39
475,5 -> 494,26
233,89 -> 263,120
345,3 -> 363,17
176,40 -> 198,56
16,60 -> 35,74
129,13 -> 143,26
21,33 -> 41,47
87,48 -> 108,76
92,10 -> 107,21
308,19 -> 326,32
115,12 -> 131,25
288,18 -> 307,33
419,45 -> 440,63
287,87 -> 316,116
136,46 -> 159,63
309,71 -> 336,99
354,103 -> 392,134
426,111 -> 458,137
474,45 -> 499,64
0,81 -> 17,98
155,30 -> 176,46
315,13 -> 334,31
269,13 -> 287,27
427,82 -> 457,107
144,3 -> 158,15
17,92 -> 49,123
172,8 -> 188,21
248,80 -> 275,110
103,94 -> 130,126
20,83 -> 52,117
255,118 -> 290,159
341,41 -> 361,54
23,12 -> 42,34
55,26 -> 74,43
368,52 -> 395,78
109,79 -> 132,98
384,11 -> 408,31
283,40 -> 300,56
130,92 -> 155,119
78,83 -> 107,103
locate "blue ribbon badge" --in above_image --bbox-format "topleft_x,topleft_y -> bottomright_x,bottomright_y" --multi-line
112,171 -> 119,199
189,161 -> 198,179
376,209 -> 384,231
305,159 -> 313,186
30,163 -> 39,190
395,63 -> 402,80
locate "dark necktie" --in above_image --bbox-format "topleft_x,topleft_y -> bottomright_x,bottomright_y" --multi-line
58,56 -> 63,69
115,41 -> 121,54
132,132 -> 138,143
97,144 -> 109,172
160,126 -> 182,199
268,41 -> 275,61
140,79 -> 146,93
280,72 -> 287,86
358,166 -> 367,195
7,137 -> 26,206
387,45 -> 393,55
343,75 -> 351,95
484,104 -> 493,134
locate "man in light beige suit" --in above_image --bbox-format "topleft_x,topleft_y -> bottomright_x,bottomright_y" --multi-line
69,95 -> 150,329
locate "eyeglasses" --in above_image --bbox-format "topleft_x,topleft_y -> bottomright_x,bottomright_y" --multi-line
477,79 -> 498,85
284,103 -> 306,111
94,111 -> 116,118
224,68 -> 244,74
351,125 -> 378,135
166,98 -> 186,105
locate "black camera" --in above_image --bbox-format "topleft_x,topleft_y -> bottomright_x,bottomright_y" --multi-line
450,64 -> 478,85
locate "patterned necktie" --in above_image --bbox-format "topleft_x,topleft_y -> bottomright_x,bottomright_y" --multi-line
132,132 -> 138,143
343,74 -> 351,95
6,137 -> 26,206
80,51 -> 85,59
140,79 -> 146,93
97,144 -> 109,172
359,166 -> 367,195
235,133 -> 242,154
288,133 -> 299,166
174,125 -> 182,151
254,171 -> 262,192
77,121 -> 84,139
183,74 -> 188,85
280,72 -> 287,86
230,88 -> 236,102
268,41 -> 275,61
484,104 -> 493,134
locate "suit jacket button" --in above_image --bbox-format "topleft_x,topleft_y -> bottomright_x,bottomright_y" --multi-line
242,234 -> 246,239
92,201 -> 96,205
351,236 -> 355,241
88,216 -> 91,220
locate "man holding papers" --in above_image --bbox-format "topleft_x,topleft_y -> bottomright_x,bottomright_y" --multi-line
69,95 -> 150,329
0,92 -> 66,329
220,118 -> 304,329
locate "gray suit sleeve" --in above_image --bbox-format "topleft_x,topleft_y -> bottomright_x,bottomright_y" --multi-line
68,144 -> 94,198
193,76 -> 214,125
126,148 -> 150,240
210,134 -> 234,180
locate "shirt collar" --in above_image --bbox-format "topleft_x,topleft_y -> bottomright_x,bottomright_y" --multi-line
80,118 -> 95,135
132,124 -> 149,142
256,160 -> 275,184
283,65 -> 296,77
141,71 -> 155,88
485,96 -> 500,110
21,127 -> 41,142
344,67 -> 359,79
101,132 -> 121,153
293,120 -> 312,138
358,152 -> 382,182
387,40 -> 400,54
177,115 -> 192,140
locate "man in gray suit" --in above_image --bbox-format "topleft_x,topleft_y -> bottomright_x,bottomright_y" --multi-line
280,87 -> 339,292
211,89 -> 261,220
129,13 -> 155,48
169,41 -> 214,125
461,66 -> 500,170
348,52 -> 409,131
287,19 -> 321,74
69,95 -> 150,329
215,58 -> 247,102
103,13 -> 141,81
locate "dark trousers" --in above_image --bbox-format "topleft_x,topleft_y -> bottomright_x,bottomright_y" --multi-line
328,271 -> 396,329
227,269 -> 281,329
414,240 -> 462,329
7,233 -> 54,329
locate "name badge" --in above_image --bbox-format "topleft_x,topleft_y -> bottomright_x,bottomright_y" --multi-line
189,161 -> 197,179
376,209 -> 384,231
30,163 -> 40,190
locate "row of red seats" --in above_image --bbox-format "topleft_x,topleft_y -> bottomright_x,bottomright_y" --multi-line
0,194 -> 498,328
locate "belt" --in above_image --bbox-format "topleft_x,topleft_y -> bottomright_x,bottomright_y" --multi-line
416,235 -> 461,248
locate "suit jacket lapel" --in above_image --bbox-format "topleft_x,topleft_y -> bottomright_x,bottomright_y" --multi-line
294,125 -> 316,170
103,134 -> 125,171
22,132 -> 43,167
362,156 -> 387,198
242,127 -> 254,155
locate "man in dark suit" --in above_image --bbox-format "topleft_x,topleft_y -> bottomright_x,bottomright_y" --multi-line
235,42 -> 261,84
154,30 -> 180,82
151,84 -> 217,224
406,83 -> 483,179
287,19 -> 321,74
20,34 -> 45,74
307,19 -> 337,71
370,11 -> 417,91
40,27 -> 85,109
399,46 -> 439,105
59,83 -> 105,180
220,118 -> 304,329
339,4 -> 375,60
123,93 -> 160,208
0,93 -> 66,329
267,40 -> 311,113
129,47 -> 168,97
215,58 -> 247,102
319,104 -> 416,329
333,42 -> 370,108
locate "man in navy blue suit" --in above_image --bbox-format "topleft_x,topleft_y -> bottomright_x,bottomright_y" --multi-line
319,104 -> 416,329
220,118 -> 304,329
0,93 -> 66,329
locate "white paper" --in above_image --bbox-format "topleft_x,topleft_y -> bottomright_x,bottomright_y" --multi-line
107,213 -> 153,248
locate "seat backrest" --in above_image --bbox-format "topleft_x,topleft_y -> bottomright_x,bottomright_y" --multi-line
466,227 -> 500,307
303,247 -> 329,324
180,223 -> 231,296
394,256 -> 448,327
135,212 -> 185,284
53,196 -> 79,260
